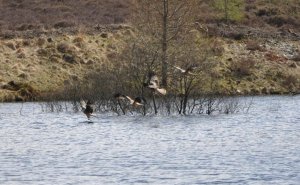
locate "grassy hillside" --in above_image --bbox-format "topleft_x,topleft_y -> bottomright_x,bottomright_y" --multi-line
1,0 -> 299,33
0,26 -> 133,101
197,0 -> 300,29
0,0 -> 131,29
0,0 -> 299,101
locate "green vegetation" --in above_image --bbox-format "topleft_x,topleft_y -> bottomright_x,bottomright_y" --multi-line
213,0 -> 245,22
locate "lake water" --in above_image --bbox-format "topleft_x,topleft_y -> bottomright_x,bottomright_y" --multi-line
0,96 -> 299,185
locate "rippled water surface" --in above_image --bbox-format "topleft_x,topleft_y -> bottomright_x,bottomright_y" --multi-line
0,96 -> 299,185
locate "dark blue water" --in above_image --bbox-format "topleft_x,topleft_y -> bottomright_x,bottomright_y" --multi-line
0,96 -> 299,185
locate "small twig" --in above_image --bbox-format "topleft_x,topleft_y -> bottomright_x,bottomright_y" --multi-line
19,102 -> 24,116
152,92 -> 158,115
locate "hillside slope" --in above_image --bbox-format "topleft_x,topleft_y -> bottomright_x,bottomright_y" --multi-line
0,0 -> 299,101
0,0 -> 131,29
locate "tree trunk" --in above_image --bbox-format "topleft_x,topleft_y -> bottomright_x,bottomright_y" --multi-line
152,92 -> 158,114
224,0 -> 229,23
161,0 -> 168,87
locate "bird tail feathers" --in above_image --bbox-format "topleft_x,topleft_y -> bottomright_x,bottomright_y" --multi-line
156,88 -> 167,95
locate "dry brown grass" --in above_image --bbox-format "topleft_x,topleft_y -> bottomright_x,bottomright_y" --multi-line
195,0 -> 300,36
0,29 -> 127,101
0,0 -> 299,35
265,52 -> 288,63
292,53 -> 300,62
246,40 -> 264,51
0,1 -> 300,101
282,73 -> 299,89
0,0 -> 133,32
230,58 -> 257,77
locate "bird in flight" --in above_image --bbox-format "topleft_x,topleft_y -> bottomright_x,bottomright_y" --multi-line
172,65 -> 197,75
143,72 -> 167,95
125,96 -> 146,107
114,93 -> 146,107
114,93 -> 126,100
80,99 -> 95,120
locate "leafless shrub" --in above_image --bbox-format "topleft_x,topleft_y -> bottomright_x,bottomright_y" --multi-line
289,62 -> 297,68
256,8 -> 278,17
204,95 -> 221,115
16,24 -> 35,31
100,33 -> 108,38
245,4 -> 257,12
267,16 -> 297,27
54,21 -> 76,29
220,97 -> 240,114
283,74 -> 298,88
57,43 -> 75,53
210,40 -> 225,56
40,90 -> 248,115
62,54 -> 82,64
73,36 -> 84,43
291,53 -> 300,61
37,48 -> 49,57
226,32 -> 245,40
36,37 -> 46,46
22,40 -> 31,46
47,38 -> 53,43
43,101 -> 64,112
246,40 -> 264,51
4,42 -> 16,50
231,58 -> 256,76
265,52 -> 287,62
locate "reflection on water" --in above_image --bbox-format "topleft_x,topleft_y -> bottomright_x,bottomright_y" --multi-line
0,96 -> 299,184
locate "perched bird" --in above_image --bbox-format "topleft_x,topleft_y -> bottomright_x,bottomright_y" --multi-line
80,100 -> 94,120
143,72 -> 167,95
172,65 -> 197,75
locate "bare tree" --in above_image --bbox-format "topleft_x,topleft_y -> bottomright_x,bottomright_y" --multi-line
132,0 -> 197,87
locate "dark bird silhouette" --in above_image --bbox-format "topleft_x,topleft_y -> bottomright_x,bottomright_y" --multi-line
143,72 -> 167,95
80,100 -> 94,120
